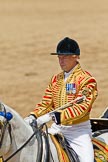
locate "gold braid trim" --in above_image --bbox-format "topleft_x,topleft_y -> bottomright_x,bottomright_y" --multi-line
31,63 -> 98,125
92,138 -> 108,161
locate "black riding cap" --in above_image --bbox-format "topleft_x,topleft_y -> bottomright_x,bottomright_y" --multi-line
51,37 -> 80,55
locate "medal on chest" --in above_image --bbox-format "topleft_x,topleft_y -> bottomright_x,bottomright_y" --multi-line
66,83 -> 76,94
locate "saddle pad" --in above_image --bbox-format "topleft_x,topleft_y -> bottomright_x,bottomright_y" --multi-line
50,135 -> 70,162
92,138 -> 108,162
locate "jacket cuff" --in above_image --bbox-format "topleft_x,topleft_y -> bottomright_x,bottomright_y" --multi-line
52,112 -> 61,124
30,114 -> 37,119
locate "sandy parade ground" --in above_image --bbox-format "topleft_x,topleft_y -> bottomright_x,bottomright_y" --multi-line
0,0 -> 108,119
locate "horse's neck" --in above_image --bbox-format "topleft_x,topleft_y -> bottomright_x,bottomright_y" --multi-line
11,120 -> 38,162
3,105 -> 36,162
1,105 -> 59,162
4,135 -> 20,162
5,105 -> 34,145
11,117 -> 33,146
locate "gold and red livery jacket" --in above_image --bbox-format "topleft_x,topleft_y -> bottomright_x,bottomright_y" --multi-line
31,63 -> 98,125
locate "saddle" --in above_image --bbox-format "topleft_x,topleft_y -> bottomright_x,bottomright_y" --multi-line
52,133 -> 108,162
92,137 -> 108,162
51,134 -> 80,162
32,122 -> 108,162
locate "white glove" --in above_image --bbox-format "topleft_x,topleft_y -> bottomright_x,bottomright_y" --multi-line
48,123 -> 61,135
24,115 -> 36,125
37,113 -> 52,126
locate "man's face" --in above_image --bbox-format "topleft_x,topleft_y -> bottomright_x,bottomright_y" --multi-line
58,55 -> 79,72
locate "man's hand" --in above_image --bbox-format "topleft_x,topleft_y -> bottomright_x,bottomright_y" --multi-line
24,115 -> 36,125
48,123 -> 61,135
24,113 -> 52,127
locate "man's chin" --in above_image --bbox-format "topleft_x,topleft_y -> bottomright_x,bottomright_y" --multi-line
61,66 -> 66,71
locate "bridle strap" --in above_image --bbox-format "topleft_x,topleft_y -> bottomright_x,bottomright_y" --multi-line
0,121 -> 8,148
8,124 -> 12,144
0,105 -> 11,148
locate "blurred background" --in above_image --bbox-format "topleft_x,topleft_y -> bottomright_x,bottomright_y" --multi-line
0,0 -> 108,118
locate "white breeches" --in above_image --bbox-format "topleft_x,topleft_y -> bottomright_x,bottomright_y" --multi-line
48,121 -> 94,162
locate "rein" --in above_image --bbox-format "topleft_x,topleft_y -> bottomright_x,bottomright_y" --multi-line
31,121 -> 52,162
3,123 -> 40,162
